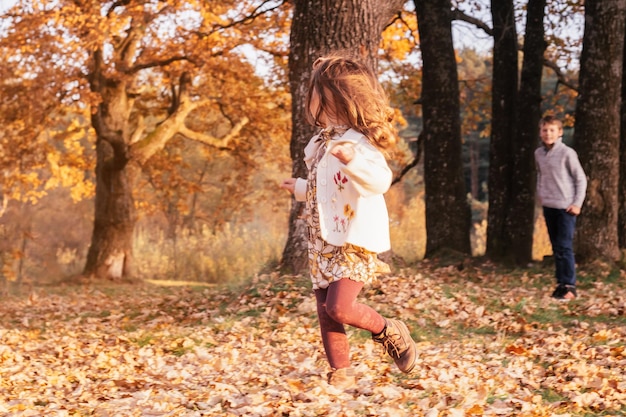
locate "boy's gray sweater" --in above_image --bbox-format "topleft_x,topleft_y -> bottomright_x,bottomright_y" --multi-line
535,139 -> 587,209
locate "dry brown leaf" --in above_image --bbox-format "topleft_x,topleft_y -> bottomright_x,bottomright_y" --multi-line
1,267 -> 626,416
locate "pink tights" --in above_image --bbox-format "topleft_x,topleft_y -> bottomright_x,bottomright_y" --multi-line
314,278 -> 386,369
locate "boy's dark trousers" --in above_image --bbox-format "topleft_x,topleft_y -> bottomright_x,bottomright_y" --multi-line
543,207 -> 577,286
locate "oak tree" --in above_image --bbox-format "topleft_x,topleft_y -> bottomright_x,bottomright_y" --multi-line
0,0 -> 289,281
574,0 -> 625,262
414,0 -> 472,257
485,0 -> 519,262
620,10 -> 626,254
505,0 -> 547,265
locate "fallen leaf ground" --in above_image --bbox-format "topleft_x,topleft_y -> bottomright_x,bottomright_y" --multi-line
1,261 -> 626,416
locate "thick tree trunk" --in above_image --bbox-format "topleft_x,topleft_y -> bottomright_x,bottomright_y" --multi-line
83,50 -> 136,281
281,0 -> 405,274
83,141 -> 136,280
574,0 -> 625,262
415,0 -> 471,257
506,0 -> 546,265
486,0 -> 518,261
620,24 -> 626,252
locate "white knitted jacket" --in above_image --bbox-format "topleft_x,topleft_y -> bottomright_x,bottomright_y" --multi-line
293,128 -> 392,253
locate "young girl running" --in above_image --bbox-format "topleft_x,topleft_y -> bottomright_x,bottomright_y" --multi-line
280,54 -> 417,389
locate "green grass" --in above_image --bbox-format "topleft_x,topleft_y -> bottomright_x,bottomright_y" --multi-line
527,306 -> 573,325
575,409 -> 626,417
486,393 -> 510,405
132,334 -> 155,347
538,387 -> 568,403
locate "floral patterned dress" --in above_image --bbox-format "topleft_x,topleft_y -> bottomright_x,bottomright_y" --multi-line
306,127 -> 383,290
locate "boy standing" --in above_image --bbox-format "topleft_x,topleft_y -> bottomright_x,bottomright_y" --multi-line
535,115 -> 587,300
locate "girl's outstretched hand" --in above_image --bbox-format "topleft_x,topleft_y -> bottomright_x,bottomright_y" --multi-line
331,143 -> 355,164
280,178 -> 297,194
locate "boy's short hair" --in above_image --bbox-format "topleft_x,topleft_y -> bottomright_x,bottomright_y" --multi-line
540,115 -> 563,129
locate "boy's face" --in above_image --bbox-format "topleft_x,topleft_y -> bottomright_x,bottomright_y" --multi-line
540,122 -> 563,146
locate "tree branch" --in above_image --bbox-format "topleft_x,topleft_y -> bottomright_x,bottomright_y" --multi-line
543,58 -> 578,92
250,45 -> 289,59
106,0 -> 131,18
119,26 -> 140,70
392,133 -> 423,186
218,0 -> 286,29
451,9 -> 493,36
127,56 -> 194,74
0,194 -> 7,218
193,0 -> 287,38
179,117 -> 250,150
129,114 -> 145,145
451,8 -> 578,92
388,10 -> 413,33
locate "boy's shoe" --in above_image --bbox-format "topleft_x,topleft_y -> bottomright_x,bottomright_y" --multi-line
327,367 -> 356,390
552,284 -> 577,301
372,319 -> 417,373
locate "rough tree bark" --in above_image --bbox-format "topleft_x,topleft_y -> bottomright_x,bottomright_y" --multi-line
281,0 -> 405,274
414,0 -> 472,257
620,22 -> 626,252
486,0 -> 518,261
506,0 -> 546,265
574,0 -> 625,262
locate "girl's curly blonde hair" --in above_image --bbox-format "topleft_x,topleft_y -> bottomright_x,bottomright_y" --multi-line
305,54 -> 397,150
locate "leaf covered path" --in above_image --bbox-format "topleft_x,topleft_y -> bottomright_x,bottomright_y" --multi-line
1,263 -> 626,416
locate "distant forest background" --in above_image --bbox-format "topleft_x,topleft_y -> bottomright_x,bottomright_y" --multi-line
1,0 -> 624,289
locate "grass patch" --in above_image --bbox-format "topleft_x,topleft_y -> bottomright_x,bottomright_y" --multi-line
527,306 -> 573,325
132,333 -> 155,347
411,322 -> 446,341
169,344 -> 194,357
537,387 -> 568,403
486,393 -> 509,405
469,325 -> 498,336
574,409 -> 626,417
134,221 -> 287,284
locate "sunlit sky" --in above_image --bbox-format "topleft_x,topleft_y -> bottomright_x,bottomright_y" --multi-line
0,0 -> 17,14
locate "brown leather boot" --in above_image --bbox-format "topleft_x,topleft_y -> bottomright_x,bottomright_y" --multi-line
327,367 -> 356,390
372,318 -> 417,373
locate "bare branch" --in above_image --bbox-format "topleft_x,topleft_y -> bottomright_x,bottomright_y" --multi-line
451,9 -> 493,36
385,9 -> 418,49
0,194 -> 7,218
129,114 -> 145,145
166,72 -> 193,115
388,10 -> 413,33
251,45 -> 289,59
106,0 -> 131,18
127,56 -> 194,74
217,0 -> 286,29
451,8 -> 578,92
194,0 -> 288,38
386,10 -> 402,31
119,26 -> 140,70
392,133 -> 423,186
543,58 -> 579,92
179,117 -> 250,149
